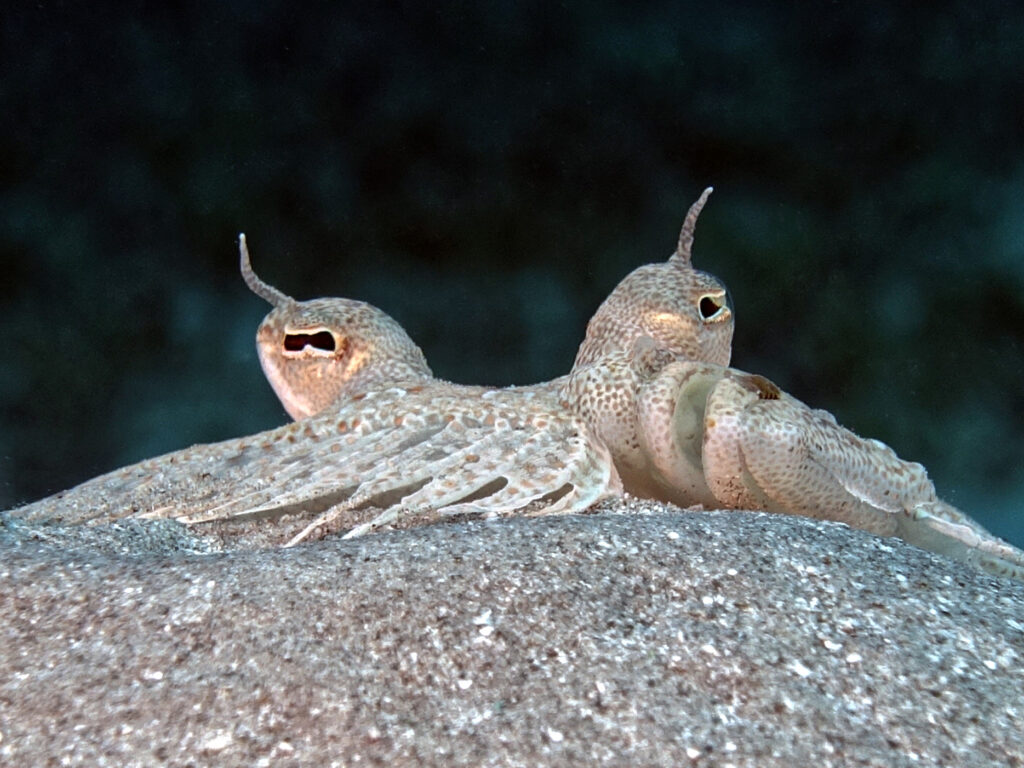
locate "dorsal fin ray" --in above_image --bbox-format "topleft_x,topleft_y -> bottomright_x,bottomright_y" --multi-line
670,187 -> 713,269
239,233 -> 294,308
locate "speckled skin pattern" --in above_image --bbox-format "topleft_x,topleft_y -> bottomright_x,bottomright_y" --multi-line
10,191 -> 1024,579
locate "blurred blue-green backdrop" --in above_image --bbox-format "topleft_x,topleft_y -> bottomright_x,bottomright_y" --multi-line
2,2 -> 1022,546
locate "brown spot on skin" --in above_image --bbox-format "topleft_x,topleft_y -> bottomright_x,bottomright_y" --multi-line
351,393 -> 366,401
741,374 -> 782,400
337,421 -> 348,433
331,443 -> 341,453
394,415 -> 404,427
465,454 -> 480,463
407,385 -> 425,394
706,417 -> 717,429
445,414 -> 456,423
287,434 -> 296,443
484,414 -> 496,427
351,418 -> 362,429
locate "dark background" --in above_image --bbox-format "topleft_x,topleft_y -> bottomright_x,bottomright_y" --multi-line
3,2 -> 1022,547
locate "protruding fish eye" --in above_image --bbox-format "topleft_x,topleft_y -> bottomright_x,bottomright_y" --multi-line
698,292 -> 730,322
283,330 -> 340,354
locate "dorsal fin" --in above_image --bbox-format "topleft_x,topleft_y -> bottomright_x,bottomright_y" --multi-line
239,233 -> 294,308
670,187 -> 713,269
